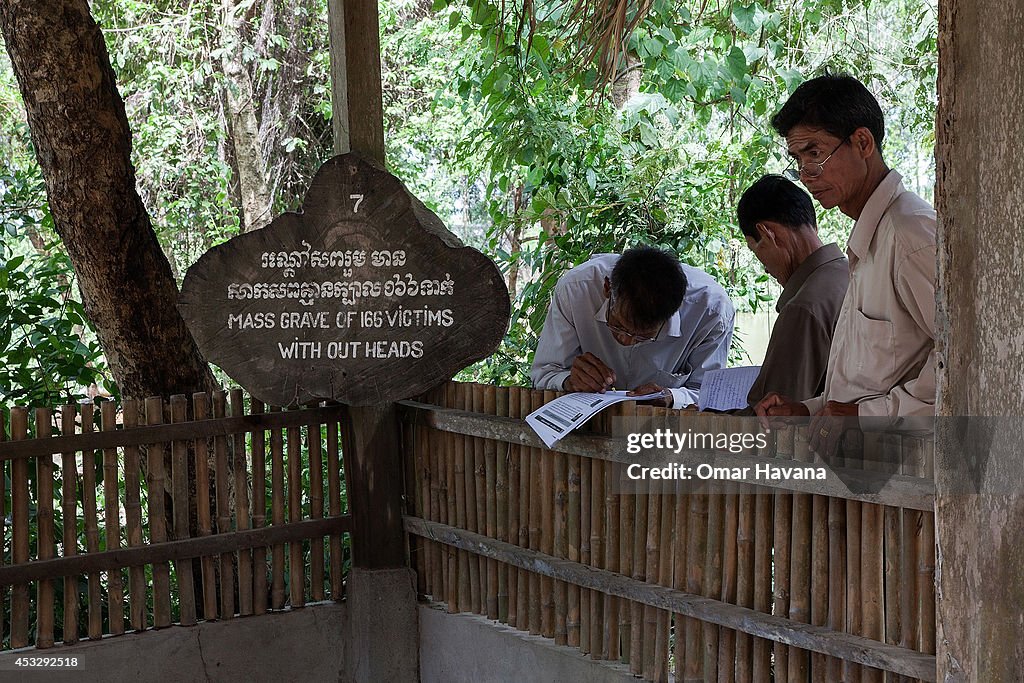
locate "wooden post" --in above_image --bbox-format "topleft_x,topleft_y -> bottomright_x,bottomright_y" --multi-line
936,1 -> 1024,679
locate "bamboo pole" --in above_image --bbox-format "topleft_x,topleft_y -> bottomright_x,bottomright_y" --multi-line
702,416 -> 725,682
495,387 -> 510,622
787,426 -> 812,681
308,412 -> 325,602
213,392 -> 236,618
58,404 -> 80,643
579,409 -> 592,654
735,485 -> 755,683
554,392 -> 569,646
861,433 -> 887,683
844,433 -> 864,683
407,392 -> 425,598
10,407 -> 30,648
810,491 -> 829,678
326,410 -> 343,601
772,426 -> 793,682
516,386 -> 532,629
626,402 -> 645,673
506,386 -> 521,628
918,438 -> 936,660
101,400 -> 126,635
484,385 -> 500,621
540,389 -> 556,637
169,396 -> 197,627
454,382 -> 472,613
672,442 -> 691,683
604,406 -> 623,661
145,396 -> 172,628
35,408 -> 55,648
828,494 -> 848,681
0,412 -> 5,648
528,388 -> 543,634
641,408 -> 661,680
567,443 -> 581,647
753,507 -> 773,677
447,382 -> 461,613
287,408 -> 305,608
654,407 -> 675,683
230,390 -> 254,615
122,400 -> 147,631
619,404 -> 637,666
591,413 -> 608,659
193,393 -> 218,621
419,388 -> 436,600
683,412 -> 709,683
251,398 -> 269,613
719,479 -> 740,683
472,386 -> 487,615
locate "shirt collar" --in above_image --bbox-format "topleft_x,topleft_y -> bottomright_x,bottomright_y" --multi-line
594,298 -> 683,339
847,170 -> 905,261
777,242 -> 846,311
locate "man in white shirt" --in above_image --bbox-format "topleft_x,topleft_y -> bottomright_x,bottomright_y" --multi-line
754,74 -> 937,454
530,246 -> 735,409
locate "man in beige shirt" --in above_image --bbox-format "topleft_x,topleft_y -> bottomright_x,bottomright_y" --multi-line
754,74 -> 937,454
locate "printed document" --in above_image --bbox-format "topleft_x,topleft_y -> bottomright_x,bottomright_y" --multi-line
697,366 -> 761,412
526,390 -> 662,448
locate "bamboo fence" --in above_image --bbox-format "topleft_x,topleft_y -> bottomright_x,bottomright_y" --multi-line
403,382 -> 938,683
0,391 -> 351,650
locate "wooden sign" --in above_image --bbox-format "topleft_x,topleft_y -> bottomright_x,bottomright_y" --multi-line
179,153 -> 509,406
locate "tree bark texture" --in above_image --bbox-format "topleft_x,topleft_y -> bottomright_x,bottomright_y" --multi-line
935,0 -> 1024,680
0,0 -> 218,400
220,0 -> 273,232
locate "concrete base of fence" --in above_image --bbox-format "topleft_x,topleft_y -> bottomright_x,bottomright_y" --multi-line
0,602 -> 349,682
343,566 -> 420,682
419,602 -> 637,683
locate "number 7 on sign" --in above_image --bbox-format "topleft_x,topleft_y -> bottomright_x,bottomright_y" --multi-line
350,194 -> 365,213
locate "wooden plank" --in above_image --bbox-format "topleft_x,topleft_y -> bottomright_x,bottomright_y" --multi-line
170,396 -> 197,627
0,412 -> 5,647
213,392 -> 236,619
9,408 -> 30,648
230,390 -> 254,616
250,397 -> 269,613
309,413 -> 325,602
101,400 -> 125,635
326,414 -> 343,601
506,387 -> 521,628
484,385 -> 500,622
405,517 -> 937,681
270,406 -> 286,610
495,387 -> 510,624
80,402 -> 103,638
473,387 -> 489,617
287,411 -> 305,608
122,401 -> 147,631
0,517 -> 352,586
59,405 -> 79,643
400,401 -> 934,509
35,408 -> 55,648
0,404 -> 346,462
145,396 -> 172,628
193,393 -> 218,621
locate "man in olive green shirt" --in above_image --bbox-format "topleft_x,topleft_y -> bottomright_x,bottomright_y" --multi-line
738,175 -> 849,407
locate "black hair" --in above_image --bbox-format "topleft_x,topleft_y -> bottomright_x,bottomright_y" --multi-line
610,246 -> 687,328
771,73 -> 885,149
737,175 -> 817,241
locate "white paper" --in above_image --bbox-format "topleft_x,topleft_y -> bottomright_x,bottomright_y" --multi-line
526,390 -> 662,448
697,366 -> 762,412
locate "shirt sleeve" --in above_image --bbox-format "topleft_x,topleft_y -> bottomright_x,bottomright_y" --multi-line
665,312 -> 734,409
530,281 -> 580,390
858,243 -> 937,425
747,304 -> 833,406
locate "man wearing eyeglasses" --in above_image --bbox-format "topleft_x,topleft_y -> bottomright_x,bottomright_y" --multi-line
530,246 -> 735,409
754,74 -> 937,454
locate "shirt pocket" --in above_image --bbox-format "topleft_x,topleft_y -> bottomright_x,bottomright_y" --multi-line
850,307 -> 897,386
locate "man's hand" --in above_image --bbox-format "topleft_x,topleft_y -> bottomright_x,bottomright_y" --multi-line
627,383 -> 672,407
808,401 -> 858,458
564,352 -> 616,393
753,392 -> 810,431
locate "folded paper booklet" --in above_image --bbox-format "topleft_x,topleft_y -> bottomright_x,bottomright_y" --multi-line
525,390 -> 662,448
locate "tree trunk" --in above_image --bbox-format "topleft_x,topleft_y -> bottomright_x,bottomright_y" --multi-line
0,0 -> 217,400
935,0 -> 1024,680
220,0 -> 273,232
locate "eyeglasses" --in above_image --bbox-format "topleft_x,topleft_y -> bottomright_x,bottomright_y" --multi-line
605,299 -> 663,344
783,137 -> 848,181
